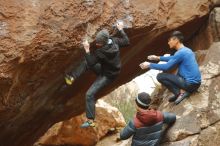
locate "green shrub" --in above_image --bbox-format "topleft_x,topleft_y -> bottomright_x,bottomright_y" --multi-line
105,98 -> 136,123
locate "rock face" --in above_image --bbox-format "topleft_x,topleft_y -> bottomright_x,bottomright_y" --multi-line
0,0 -> 215,145
96,134 -> 132,146
36,100 -> 126,146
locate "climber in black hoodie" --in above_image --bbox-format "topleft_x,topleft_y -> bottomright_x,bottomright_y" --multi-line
65,21 -> 129,128
117,92 -> 176,146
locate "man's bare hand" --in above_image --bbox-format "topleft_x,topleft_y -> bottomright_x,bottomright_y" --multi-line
139,61 -> 151,69
148,55 -> 160,61
116,20 -> 124,30
83,40 -> 90,53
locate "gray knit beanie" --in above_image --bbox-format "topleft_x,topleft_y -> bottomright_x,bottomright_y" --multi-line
135,92 -> 151,109
95,29 -> 109,45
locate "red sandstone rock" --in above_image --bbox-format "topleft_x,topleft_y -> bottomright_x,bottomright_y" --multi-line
36,100 -> 125,146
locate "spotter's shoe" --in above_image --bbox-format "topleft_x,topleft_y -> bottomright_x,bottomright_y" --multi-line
168,94 -> 179,102
175,92 -> 190,105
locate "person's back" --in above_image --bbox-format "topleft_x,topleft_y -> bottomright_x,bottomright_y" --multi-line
132,122 -> 163,146
94,34 -> 129,78
131,109 -> 164,146
177,47 -> 201,84
118,92 -> 176,146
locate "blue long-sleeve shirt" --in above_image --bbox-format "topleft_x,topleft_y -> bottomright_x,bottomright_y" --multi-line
149,47 -> 201,84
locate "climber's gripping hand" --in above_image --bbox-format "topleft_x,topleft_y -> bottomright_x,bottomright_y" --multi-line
116,20 -> 124,31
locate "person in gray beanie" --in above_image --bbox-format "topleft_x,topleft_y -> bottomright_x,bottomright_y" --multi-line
95,29 -> 109,45
65,21 -> 129,128
117,92 -> 176,146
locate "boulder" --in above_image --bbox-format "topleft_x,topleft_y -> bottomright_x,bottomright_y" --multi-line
36,100 -> 126,146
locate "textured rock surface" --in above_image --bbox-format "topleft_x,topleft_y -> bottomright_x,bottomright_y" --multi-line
96,133 -> 132,146
36,100 -> 125,146
197,121 -> 220,146
210,7 -> 220,42
0,0 -> 214,146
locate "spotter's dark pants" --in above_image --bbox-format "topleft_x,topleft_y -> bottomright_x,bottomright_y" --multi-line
156,73 -> 201,96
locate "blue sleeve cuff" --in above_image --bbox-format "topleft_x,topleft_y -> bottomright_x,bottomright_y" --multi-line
160,56 -> 164,60
149,63 -> 155,69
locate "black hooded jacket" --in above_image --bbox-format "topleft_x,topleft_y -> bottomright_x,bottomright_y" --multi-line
84,29 -> 129,78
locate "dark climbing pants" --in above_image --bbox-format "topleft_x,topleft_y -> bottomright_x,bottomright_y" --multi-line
70,60 -> 114,120
85,75 -> 113,119
156,73 -> 201,96
70,60 -> 102,79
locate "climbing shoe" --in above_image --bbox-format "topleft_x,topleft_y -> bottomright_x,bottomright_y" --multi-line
174,92 -> 190,105
80,120 -> 96,128
64,74 -> 74,85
